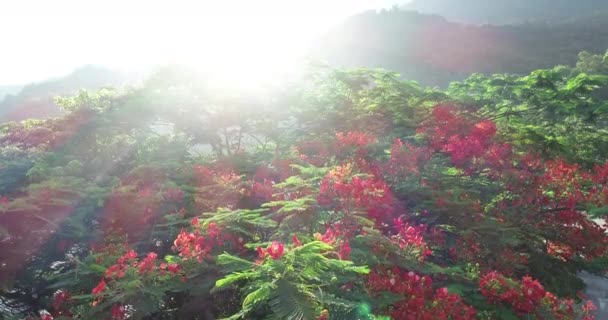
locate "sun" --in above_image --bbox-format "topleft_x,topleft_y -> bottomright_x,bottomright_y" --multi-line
145,1 -> 321,91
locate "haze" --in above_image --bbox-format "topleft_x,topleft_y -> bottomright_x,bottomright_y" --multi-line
0,0 -> 405,85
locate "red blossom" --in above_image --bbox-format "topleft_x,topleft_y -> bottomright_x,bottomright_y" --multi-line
392,217 -> 431,261
367,267 -> 475,319
480,271 -> 593,318
292,235 -> 302,247
336,131 -> 376,148
137,252 -> 158,275
91,279 -> 107,295
338,241 -> 351,260
266,241 -> 285,260
257,241 -> 286,261
173,229 -> 209,262
111,304 -> 127,320
52,290 -> 70,311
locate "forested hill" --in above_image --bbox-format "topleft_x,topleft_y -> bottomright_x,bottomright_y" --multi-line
402,0 -> 608,25
314,9 -> 608,87
0,85 -> 23,101
0,66 -> 140,122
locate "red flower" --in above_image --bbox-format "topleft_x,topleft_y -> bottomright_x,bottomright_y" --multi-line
168,263 -> 181,274
338,241 -> 351,260
138,252 -> 157,275
206,222 -> 221,239
190,217 -> 199,227
318,309 -> 329,320
173,229 -> 209,262
111,304 -> 127,320
292,235 -> 302,247
257,246 -> 266,259
91,279 -> 106,295
336,131 -> 376,148
52,290 -> 70,310
266,241 -> 285,260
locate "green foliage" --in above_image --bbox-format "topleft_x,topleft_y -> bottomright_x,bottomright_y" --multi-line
215,241 -> 368,320
1,49 -> 607,319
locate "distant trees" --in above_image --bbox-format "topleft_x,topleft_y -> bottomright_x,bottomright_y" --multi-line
0,66 -> 138,122
403,0 -> 608,25
315,10 -> 608,87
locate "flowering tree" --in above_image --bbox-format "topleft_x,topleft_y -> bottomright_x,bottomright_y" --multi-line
1,60 -> 607,319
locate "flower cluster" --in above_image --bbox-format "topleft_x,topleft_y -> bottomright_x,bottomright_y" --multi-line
335,131 -> 377,148
318,163 -> 394,223
193,165 -> 243,211
418,105 -> 512,170
479,271 -> 595,319
367,268 -> 476,319
392,217 -> 431,261
387,138 -> 431,176
172,230 -> 209,262
314,227 -> 352,260
257,241 -> 285,260
107,250 -> 137,277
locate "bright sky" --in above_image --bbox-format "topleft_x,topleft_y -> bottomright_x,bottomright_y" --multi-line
0,0 -> 405,85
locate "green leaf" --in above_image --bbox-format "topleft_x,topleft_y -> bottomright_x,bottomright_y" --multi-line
216,271 -> 259,288
242,283 -> 273,309
216,253 -> 256,272
268,279 -> 317,320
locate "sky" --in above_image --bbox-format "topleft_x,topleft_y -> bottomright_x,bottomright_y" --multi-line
0,0 -> 406,85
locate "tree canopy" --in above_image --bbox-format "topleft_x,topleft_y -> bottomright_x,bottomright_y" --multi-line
1,51 -> 608,319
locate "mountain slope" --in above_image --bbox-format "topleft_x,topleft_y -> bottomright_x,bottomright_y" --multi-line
0,66 -> 141,122
314,10 -> 608,86
0,85 -> 23,101
402,0 -> 608,25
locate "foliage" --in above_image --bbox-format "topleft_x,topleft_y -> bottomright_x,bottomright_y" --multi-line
1,51 -> 608,319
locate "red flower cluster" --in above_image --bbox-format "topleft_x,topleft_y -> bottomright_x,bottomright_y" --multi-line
105,250 -> 138,279
257,241 -> 285,260
318,163 -> 394,223
336,131 -> 377,148
173,230 -> 209,262
388,138 -> 431,176
91,279 -> 107,295
367,268 -> 475,319
111,304 -> 127,320
314,227 -> 352,260
50,290 -> 71,318
159,262 -> 182,275
418,105 -> 513,171
193,165 -> 243,211
392,217 -> 431,261
479,271 -> 596,318
137,252 -> 158,275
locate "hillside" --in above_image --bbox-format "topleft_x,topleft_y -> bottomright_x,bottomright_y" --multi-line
402,0 -> 608,25
0,85 -> 23,101
0,66 -> 140,122
314,9 -> 608,86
